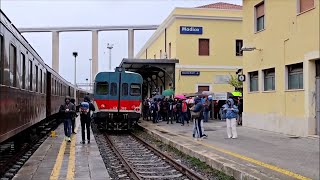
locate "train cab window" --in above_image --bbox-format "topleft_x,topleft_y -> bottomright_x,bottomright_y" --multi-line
9,44 -> 17,87
35,65 -> 38,92
29,60 -> 32,90
130,84 -> 141,96
110,83 -> 117,96
96,82 -> 109,95
21,53 -> 26,89
122,83 -> 128,96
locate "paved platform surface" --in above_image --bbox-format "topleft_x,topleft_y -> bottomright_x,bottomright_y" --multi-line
139,119 -> 319,180
13,118 -> 110,180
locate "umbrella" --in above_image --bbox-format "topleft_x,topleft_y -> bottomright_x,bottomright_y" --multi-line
152,95 -> 164,100
162,89 -> 174,96
175,94 -> 186,99
231,91 -> 242,97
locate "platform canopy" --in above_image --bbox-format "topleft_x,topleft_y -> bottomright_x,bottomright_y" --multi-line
119,58 -> 179,98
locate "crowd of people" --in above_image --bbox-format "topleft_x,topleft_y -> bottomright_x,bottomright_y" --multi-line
142,96 -> 243,140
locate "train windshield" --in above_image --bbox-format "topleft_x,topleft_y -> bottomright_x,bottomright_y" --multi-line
96,82 -> 109,95
130,84 -> 141,96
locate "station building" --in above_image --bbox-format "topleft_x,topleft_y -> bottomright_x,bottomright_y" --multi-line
135,2 -> 243,94
242,0 -> 320,137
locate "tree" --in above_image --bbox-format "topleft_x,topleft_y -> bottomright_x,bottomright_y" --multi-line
228,74 -> 243,91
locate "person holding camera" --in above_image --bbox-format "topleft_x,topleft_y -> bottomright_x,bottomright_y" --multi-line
59,96 -> 75,142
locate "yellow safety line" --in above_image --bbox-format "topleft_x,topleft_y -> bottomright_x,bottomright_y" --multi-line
156,126 -> 312,180
66,118 -> 79,180
49,139 -> 66,180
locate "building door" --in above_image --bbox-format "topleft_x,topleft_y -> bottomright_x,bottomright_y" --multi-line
198,85 -> 209,92
316,61 -> 320,135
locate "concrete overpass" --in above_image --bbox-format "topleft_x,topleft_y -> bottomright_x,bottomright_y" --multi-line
18,25 -> 159,82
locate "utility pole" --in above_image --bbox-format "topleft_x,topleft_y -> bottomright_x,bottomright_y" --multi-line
89,58 -> 92,90
107,43 -> 114,70
72,52 -> 78,103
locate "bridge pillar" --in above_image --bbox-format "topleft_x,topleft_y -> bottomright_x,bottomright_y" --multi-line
92,30 -> 98,81
52,31 -> 59,73
128,29 -> 134,59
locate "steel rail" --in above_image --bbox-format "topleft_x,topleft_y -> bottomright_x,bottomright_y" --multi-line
103,134 -> 142,180
130,133 -> 206,180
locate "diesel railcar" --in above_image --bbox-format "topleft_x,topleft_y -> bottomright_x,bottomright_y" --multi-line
0,10 -> 90,144
93,67 -> 143,130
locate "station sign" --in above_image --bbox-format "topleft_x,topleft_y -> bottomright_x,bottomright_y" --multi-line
180,26 -> 203,34
181,71 -> 200,76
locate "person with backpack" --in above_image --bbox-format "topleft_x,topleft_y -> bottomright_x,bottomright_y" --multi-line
223,98 -> 239,139
59,96 -> 76,142
79,96 -> 95,144
70,98 -> 78,134
151,99 -> 158,123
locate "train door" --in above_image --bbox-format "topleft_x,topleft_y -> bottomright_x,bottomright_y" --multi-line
316,60 -> 320,135
109,72 -> 119,111
120,72 -> 129,111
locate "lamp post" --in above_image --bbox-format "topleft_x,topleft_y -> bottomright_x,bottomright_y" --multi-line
89,58 -> 92,90
72,52 -> 78,103
86,78 -> 89,90
107,43 -> 114,70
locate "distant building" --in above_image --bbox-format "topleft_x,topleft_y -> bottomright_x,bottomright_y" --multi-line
242,0 -> 320,136
136,2 -> 243,94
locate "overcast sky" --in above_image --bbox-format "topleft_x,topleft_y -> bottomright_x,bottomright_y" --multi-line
0,0 -> 241,85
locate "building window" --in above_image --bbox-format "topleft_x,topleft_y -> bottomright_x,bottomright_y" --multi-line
236,40 -> 243,56
298,0 -> 314,13
255,1 -> 265,32
199,39 -> 209,56
21,53 -> 26,89
287,63 -> 303,89
168,42 -> 171,58
316,61 -> 320,77
249,71 -> 259,92
263,68 -> 275,91
197,85 -> 209,92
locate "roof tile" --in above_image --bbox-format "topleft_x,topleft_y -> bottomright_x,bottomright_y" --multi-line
196,2 -> 242,10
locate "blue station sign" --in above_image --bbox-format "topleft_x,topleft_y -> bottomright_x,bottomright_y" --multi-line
181,71 -> 200,76
180,26 -> 203,34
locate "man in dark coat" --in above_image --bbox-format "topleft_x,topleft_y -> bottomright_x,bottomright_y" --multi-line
59,96 -> 75,142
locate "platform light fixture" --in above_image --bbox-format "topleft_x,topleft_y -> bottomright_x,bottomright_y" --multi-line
72,51 -> 78,102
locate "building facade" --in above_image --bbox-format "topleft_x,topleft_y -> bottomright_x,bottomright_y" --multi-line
136,3 -> 243,94
242,0 -> 320,136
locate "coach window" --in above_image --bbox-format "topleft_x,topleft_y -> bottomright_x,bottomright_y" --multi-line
40,69 -> 43,93
0,36 -> 3,84
29,60 -> 33,91
9,44 -> 17,87
21,53 -> 26,89
130,84 -> 141,96
122,83 -> 128,96
96,82 -> 109,95
35,65 -> 38,92
110,82 -> 117,96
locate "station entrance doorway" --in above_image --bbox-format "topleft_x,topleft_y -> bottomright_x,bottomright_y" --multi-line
119,58 -> 179,99
316,60 -> 320,135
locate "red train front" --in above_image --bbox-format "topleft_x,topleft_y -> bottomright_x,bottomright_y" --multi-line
93,67 -> 143,130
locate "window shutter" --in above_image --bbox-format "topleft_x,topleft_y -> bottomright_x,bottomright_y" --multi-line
256,2 -> 264,18
300,0 -> 314,13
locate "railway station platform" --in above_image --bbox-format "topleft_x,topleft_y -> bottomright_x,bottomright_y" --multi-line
139,119 -> 320,180
12,118 -> 110,180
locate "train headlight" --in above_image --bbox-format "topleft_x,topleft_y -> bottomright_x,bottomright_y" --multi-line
101,104 -> 106,108
131,105 -> 136,110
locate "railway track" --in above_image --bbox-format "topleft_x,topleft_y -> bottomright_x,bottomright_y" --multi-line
93,126 -> 205,180
0,120 -> 59,180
